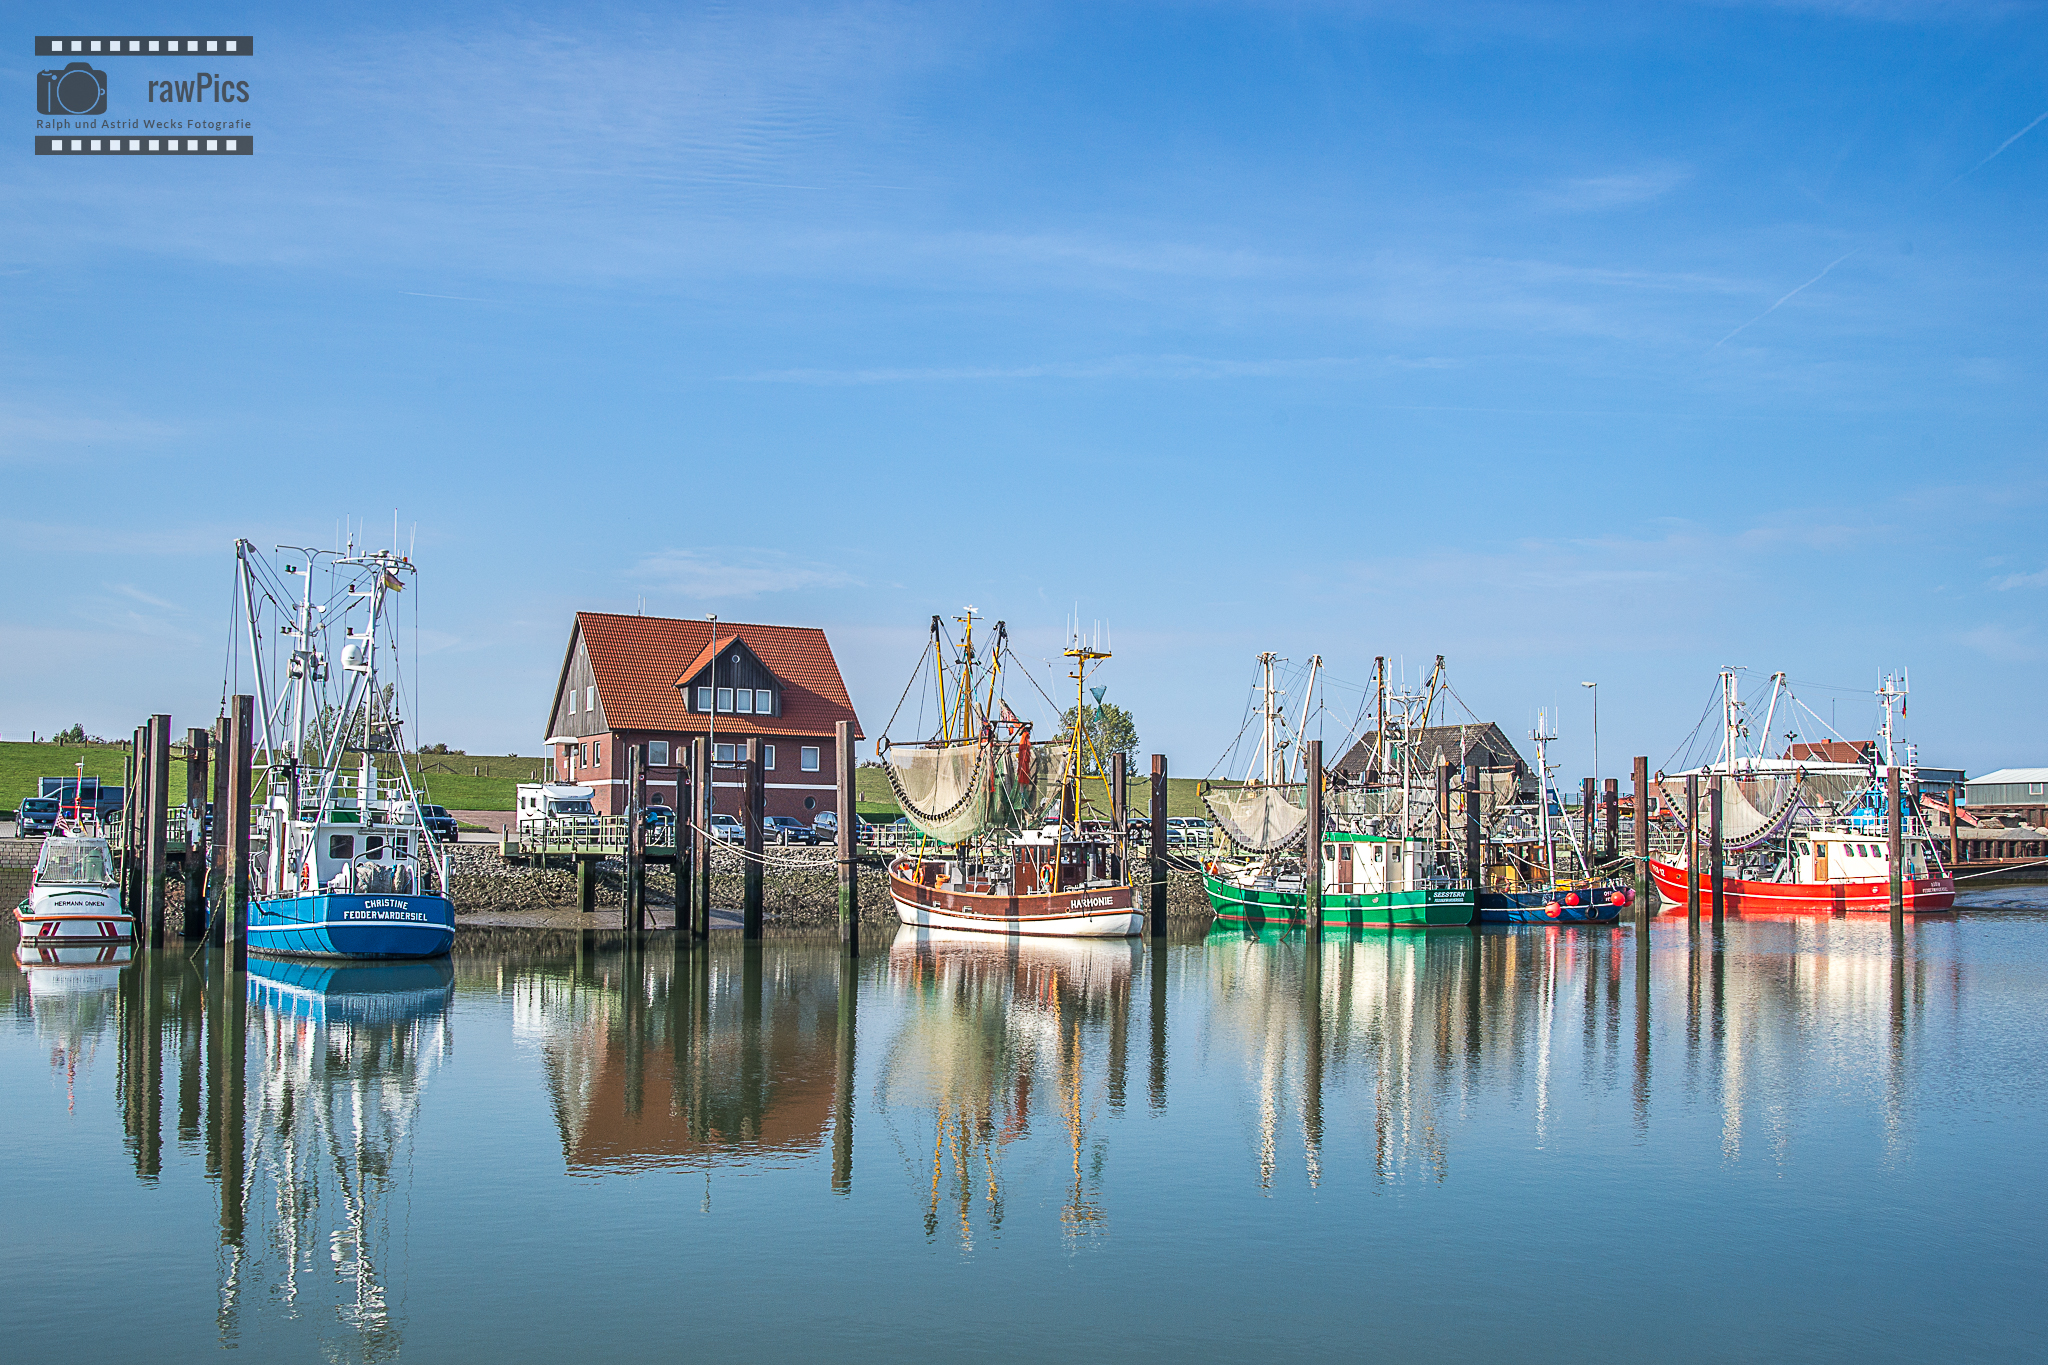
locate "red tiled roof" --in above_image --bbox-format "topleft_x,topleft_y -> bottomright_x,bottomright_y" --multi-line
1785,740 -> 1873,764
570,612 -> 862,739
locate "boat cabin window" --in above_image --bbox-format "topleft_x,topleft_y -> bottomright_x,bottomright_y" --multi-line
329,834 -> 355,860
37,840 -> 112,883
393,835 -> 409,860
365,835 -> 385,860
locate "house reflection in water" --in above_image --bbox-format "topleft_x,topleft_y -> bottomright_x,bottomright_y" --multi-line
511,937 -> 845,1171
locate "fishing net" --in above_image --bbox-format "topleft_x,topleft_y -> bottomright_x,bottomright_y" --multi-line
884,738 -> 1072,844
1204,784 -> 1308,852
1658,773 -> 1804,849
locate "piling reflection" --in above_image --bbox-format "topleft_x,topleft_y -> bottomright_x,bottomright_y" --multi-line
881,929 -> 1138,1248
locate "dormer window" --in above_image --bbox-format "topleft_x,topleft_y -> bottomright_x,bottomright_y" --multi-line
696,686 -> 712,711
717,688 -> 733,712
736,690 -> 753,714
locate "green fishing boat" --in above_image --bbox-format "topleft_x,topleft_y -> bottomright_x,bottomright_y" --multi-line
1200,653 -> 1475,929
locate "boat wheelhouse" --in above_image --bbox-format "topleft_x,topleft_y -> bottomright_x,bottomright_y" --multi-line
14,835 -> 132,950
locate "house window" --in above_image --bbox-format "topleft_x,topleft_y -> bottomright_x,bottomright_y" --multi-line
593,742 -> 602,767
328,834 -> 354,860
567,689 -> 577,715
717,688 -> 734,712
764,745 -> 776,770
756,689 -> 774,714
801,746 -> 820,772
735,689 -> 753,714
586,686 -> 596,713
696,687 -> 713,711
715,743 -> 736,763
804,796 -> 816,810
2032,783 -> 2045,795
649,740 -> 670,767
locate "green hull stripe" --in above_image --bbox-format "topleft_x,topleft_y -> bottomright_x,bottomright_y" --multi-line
1203,873 -> 1474,927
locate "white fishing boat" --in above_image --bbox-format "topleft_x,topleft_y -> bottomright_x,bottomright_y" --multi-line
881,614 -> 1143,939
14,835 -> 133,951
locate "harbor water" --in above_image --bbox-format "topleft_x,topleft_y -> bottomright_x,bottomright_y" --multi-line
4,897 -> 2044,1361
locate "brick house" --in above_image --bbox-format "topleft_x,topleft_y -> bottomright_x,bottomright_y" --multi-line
542,612 -> 862,821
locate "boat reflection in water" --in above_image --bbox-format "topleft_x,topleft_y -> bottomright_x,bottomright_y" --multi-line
510,936 -> 846,1172
231,958 -> 454,1356
882,928 -> 1139,1247
14,942 -> 132,1114
1201,915 -> 1947,1186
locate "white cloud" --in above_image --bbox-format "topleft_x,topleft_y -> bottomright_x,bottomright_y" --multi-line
1991,567 -> 2048,590
1537,165 -> 1693,213
632,547 -> 858,599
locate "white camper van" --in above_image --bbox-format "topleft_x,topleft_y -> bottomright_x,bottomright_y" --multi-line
515,783 -> 599,834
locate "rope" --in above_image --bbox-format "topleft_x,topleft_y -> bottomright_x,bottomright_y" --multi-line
675,817 -> 852,870
1953,858 -> 2048,882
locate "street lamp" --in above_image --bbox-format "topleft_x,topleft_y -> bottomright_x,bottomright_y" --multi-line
1580,681 -> 1598,794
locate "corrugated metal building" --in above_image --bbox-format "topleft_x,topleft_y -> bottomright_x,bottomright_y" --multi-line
1965,767 -> 2048,827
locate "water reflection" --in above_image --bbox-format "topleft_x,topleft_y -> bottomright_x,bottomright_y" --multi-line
881,929 -> 1138,1248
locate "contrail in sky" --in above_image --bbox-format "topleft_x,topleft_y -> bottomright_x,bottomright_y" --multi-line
1713,251 -> 1856,350
1948,109 -> 2048,187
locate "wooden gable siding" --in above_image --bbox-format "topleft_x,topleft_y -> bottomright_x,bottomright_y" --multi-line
548,629 -> 609,739
682,640 -> 781,717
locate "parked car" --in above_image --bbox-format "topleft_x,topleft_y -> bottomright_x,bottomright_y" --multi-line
16,797 -> 59,836
416,803 -> 459,843
764,815 -> 818,845
813,811 -> 839,837
643,805 -> 677,837
1168,817 -> 1212,847
709,814 -> 745,843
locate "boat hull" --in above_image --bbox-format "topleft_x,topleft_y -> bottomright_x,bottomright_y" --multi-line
887,862 -> 1143,938
1477,885 -> 1630,924
15,885 -> 133,945
1203,871 -> 1474,927
246,892 -> 456,959
1647,859 -> 1955,916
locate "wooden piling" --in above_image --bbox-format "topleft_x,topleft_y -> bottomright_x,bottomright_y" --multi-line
1684,774 -> 1701,931
144,713 -> 172,947
675,761 -> 694,935
1632,758 -> 1651,929
742,737 -> 764,939
1148,754 -> 1167,939
209,716 -> 228,934
1111,751 -> 1127,831
1305,740 -> 1323,943
126,726 -> 145,916
221,695 -> 252,967
1464,764 -> 1483,900
625,744 -> 646,932
1603,777 -> 1619,861
1709,780 -> 1725,929
1888,766 -> 1905,930
691,736 -> 712,939
1580,776 -> 1596,881
183,728 -> 210,938
836,720 -> 857,953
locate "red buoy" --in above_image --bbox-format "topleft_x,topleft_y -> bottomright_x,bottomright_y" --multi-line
1564,891 -> 1580,906
1545,904 -> 1561,918
1610,890 -> 1627,906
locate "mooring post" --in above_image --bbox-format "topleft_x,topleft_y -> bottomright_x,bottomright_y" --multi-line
576,856 -> 595,915
1464,763 -> 1483,904
835,720 -> 857,954
221,695 -> 252,968
742,737 -> 764,939
1684,774 -> 1701,932
1632,758 -> 1651,929
1111,751 -> 1127,832
1603,777 -> 1619,861
676,761 -> 694,936
144,713 -> 172,947
692,736 -> 712,939
1580,776 -> 1595,882
1709,780 -> 1725,929
182,728 -> 210,938
1305,740 -> 1324,941
1148,754 -> 1168,939
1888,766 -> 1905,931
209,717 -> 228,932
625,744 -> 646,933
126,726 -> 146,917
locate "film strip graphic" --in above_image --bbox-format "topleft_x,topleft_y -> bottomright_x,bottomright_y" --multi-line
38,135 -> 252,156
36,36 -> 254,56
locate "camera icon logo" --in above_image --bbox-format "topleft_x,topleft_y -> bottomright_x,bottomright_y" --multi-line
38,62 -> 109,116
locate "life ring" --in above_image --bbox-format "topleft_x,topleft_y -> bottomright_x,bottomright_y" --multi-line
300,860 -> 312,890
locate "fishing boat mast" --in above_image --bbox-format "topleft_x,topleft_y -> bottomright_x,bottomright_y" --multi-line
1531,709 -> 1557,886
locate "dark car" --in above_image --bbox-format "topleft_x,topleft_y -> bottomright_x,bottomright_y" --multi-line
643,805 -> 677,836
17,797 -> 60,836
764,815 -> 818,845
416,803 -> 460,843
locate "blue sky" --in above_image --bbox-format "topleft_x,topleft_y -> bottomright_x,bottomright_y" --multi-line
5,1 -> 2045,781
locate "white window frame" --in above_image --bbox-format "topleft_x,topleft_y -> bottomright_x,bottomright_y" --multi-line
593,742 -> 602,767
756,688 -> 774,715
735,689 -> 754,714
567,688 -> 577,714
715,742 -> 736,763
648,740 -> 670,767
801,746 -> 820,773
696,686 -> 712,711
764,744 -> 776,770
586,685 -> 596,713
717,687 -> 734,713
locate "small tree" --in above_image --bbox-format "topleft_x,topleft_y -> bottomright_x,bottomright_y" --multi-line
1058,702 -> 1138,776
55,724 -> 86,745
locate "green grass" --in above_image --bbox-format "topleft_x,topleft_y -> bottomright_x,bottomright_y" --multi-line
0,739 -> 541,815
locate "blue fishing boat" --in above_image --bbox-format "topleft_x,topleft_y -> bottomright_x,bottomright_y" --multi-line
231,536 -> 455,960
1476,711 -> 1630,924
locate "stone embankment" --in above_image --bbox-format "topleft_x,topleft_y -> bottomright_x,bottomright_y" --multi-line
445,846 -> 1213,927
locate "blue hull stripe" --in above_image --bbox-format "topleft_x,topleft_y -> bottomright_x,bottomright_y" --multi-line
1477,889 -> 1625,924
246,893 -> 455,960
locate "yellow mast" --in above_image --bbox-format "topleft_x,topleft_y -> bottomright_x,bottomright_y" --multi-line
1064,642 -> 1115,819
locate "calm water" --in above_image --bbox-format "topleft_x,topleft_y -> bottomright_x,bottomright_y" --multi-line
5,902 -> 2045,1362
